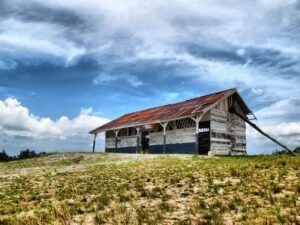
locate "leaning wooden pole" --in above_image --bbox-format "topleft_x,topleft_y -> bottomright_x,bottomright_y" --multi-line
230,108 -> 296,156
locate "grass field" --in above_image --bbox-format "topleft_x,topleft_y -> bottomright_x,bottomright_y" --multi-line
0,153 -> 299,225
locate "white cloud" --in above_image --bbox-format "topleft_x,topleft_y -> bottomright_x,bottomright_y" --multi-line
0,98 -> 109,152
0,18 -> 86,66
160,92 -> 179,103
126,76 -> 143,87
251,88 -> 264,95
236,49 -> 246,57
178,53 -> 299,103
259,0 -> 297,9
255,99 -> 300,122
266,122 -> 300,137
92,74 -> 118,84
93,73 -> 143,87
2,0 -> 300,72
80,107 -> 93,115
4,0 -> 297,58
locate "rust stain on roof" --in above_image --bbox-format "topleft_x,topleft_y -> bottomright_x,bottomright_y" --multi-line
90,88 -> 239,133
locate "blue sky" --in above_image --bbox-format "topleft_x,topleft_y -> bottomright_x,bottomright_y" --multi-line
0,0 -> 300,155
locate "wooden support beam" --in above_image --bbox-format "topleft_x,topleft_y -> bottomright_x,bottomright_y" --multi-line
92,133 -> 97,152
160,122 -> 169,154
230,107 -> 296,156
114,130 -> 119,152
190,115 -> 202,155
135,127 -> 140,154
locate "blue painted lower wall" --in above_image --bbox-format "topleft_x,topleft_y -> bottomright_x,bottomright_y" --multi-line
106,147 -> 136,153
149,143 -> 196,154
105,142 -> 196,154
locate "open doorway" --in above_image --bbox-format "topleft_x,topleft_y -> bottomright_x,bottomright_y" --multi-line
198,121 -> 210,155
141,130 -> 149,153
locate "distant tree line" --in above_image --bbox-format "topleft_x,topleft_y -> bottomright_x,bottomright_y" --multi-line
0,149 -> 47,162
273,147 -> 300,155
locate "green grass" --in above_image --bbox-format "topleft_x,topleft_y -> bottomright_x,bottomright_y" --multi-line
0,153 -> 299,224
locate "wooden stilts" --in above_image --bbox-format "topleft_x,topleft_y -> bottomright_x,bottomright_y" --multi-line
230,108 -> 296,156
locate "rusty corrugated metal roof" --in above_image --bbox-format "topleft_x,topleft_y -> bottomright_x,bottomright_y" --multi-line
90,88 -> 248,133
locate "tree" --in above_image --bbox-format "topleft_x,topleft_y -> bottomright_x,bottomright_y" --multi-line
18,149 -> 37,159
0,150 -> 11,162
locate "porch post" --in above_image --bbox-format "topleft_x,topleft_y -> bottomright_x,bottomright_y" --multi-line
195,119 -> 199,154
92,133 -> 97,152
191,115 -> 202,155
136,127 -> 140,154
160,122 -> 169,154
114,130 -> 119,152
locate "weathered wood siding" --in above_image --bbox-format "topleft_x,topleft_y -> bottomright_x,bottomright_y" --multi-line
105,129 -> 138,149
118,136 -> 137,148
105,137 -> 115,149
167,128 -> 196,144
149,128 -> 195,146
105,132 -> 137,153
229,103 -> 247,155
149,132 -> 163,146
209,98 -> 246,155
210,107 -> 231,155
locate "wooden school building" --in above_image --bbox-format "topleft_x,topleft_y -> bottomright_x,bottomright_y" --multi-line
90,88 -> 255,155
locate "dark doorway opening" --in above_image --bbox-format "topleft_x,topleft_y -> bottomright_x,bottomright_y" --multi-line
141,130 -> 149,153
198,121 -> 210,155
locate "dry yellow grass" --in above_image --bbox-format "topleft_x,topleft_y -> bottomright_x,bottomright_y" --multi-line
0,153 -> 299,224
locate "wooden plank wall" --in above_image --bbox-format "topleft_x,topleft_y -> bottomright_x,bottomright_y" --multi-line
210,108 -> 230,155
106,128 -> 196,150
230,103 -> 247,155
105,137 -> 115,149
105,135 -> 137,149
209,97 -> 246,155
149,128 -> 195,146
118,136 -> 137,148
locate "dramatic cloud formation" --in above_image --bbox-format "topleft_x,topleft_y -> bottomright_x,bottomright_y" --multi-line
0,98 -> 109,155
0,0 -> 299,154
